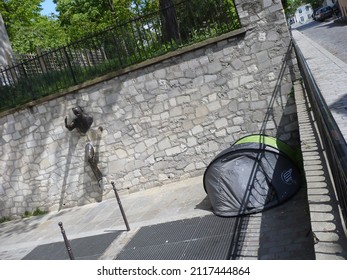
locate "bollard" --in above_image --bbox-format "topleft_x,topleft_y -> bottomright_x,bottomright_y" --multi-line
58,222 -> 75,260
111,181 -> 130,231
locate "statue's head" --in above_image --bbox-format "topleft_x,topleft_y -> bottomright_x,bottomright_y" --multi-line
65,105 -> 93,134
72,106 -> 83,117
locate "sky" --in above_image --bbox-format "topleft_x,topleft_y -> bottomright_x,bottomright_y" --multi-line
41,0 -> 58,16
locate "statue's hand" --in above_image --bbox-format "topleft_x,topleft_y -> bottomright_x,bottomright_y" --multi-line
65,116 -> 73,130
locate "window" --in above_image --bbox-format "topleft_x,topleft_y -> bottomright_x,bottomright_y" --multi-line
299,8 -> 302,13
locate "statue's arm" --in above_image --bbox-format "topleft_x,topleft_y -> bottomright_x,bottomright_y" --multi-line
65,117 -> 75,131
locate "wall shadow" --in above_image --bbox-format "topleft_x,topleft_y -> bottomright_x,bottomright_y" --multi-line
82,127 -> 105,204
59,133 -> 79,211
227,40 -> 316,259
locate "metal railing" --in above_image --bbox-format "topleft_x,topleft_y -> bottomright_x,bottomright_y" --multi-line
0,0 -> 240,111
293,39 -> 347,228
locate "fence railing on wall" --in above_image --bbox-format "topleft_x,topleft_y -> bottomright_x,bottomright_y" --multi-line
293,38 -> 347,229
0,0 -> 241,112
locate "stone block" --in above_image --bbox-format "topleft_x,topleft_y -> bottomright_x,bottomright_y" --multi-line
215,118 -> 228,129
207,62 -> 223,74
256,50 -> 269,63
195,106 -> 209,118
158,138 -> 171,150
205,75 -> 218,83
145,137 -> 158,148
231,58 -> 244,70
145,80 -> 159,91
154,69 -> 166,79
187,137 -> 198,147
233,116 -> 244,125
165,146 -> 181,156
115,149 -> 128,159
263,0 -> 272,8
134,142 -> 147,153
240,75 -> 255,85
191,125 -> 203,135
177,95 -> 191,104
207,101 -> 222,112
170,106 -> 182,117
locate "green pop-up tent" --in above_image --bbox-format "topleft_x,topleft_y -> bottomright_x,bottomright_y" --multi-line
203,135 -> 302,217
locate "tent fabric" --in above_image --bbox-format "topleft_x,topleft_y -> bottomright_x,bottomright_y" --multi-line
203,135 -> 301,217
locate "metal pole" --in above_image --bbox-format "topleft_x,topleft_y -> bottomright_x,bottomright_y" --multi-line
58,222 -> 75,260
111,181 -> 130,231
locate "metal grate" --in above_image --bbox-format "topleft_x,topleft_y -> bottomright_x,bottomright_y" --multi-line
116,215 -> 237,260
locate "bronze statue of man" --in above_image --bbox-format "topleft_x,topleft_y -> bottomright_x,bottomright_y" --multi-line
85,142 -> 103,184
65,106 -> 93,134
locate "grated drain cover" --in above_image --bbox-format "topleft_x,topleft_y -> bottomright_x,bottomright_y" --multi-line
116,215 -> 236,260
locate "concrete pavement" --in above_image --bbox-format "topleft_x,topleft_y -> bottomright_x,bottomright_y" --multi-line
0,171 -> 317,260
0,176 -> 210,260
291,28 -> 347,141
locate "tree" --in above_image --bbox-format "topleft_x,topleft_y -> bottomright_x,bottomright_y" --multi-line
159,0 -> 180,43
305,0 -> 321,9
0,0 -> 68,53
53,0 -> 134,41
0,0 -> 42,39
11,15 -> 69,53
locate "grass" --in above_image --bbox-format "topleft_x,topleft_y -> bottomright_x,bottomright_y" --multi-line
22,208 -> 48,218
0,208 -> 48,223
0,216 -> 11,224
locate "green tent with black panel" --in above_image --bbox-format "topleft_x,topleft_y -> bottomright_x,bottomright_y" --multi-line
203,135 -> 302,217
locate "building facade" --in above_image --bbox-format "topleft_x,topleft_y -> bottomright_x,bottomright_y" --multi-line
338,0 -> 347,17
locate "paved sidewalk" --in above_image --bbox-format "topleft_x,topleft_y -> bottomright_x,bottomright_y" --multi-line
0,173 -> 315,260
291,29 -> 347,259
291,29 -> 347,141
0,176 -> 210,260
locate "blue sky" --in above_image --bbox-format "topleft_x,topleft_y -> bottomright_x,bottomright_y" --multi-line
41,0 -> 58,16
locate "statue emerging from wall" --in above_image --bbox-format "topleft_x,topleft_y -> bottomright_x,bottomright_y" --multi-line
85,142 -> 104,189
65,106 -> 93,134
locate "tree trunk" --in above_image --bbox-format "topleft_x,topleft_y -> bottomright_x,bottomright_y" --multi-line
159,0 -> 180,43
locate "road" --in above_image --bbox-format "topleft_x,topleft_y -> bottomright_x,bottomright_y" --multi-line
294,19 -> 347,63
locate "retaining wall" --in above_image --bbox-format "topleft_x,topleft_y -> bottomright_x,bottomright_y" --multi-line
0,0 -> 300,218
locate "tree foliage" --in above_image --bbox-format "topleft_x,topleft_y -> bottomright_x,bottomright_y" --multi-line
1,0 -> 239,53
305,0 -> 321,9
12,16 -> 69,53
53,0 -> 134,41
0,0 -> 68,53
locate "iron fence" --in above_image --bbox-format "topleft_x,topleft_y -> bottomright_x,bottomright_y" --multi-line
0,0 -> 241,111
293,39 -> 347,228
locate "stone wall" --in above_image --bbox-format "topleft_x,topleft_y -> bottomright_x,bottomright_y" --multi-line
0,0 -> 300,218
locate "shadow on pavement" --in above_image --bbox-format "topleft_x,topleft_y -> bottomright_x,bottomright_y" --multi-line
22,231 -> 122,260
